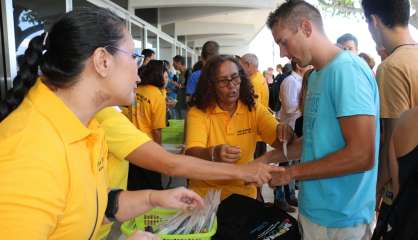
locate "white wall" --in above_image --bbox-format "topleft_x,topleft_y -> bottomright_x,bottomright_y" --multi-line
220,45 -> 250,57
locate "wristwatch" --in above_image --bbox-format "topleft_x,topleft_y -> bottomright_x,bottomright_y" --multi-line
105,189 -> 123,222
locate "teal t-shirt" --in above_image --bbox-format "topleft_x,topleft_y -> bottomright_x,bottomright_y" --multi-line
300,51 -> 380,227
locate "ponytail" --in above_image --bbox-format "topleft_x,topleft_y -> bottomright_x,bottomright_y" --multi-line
0,33 -> 45,121
0,6 -> 126,122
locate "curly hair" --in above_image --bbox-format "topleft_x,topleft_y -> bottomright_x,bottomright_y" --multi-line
190,55 -> 256,111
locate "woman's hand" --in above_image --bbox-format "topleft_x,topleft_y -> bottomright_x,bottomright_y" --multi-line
127,231 -> 160,240
149,187 -> 204,211
214,144 -> 241,163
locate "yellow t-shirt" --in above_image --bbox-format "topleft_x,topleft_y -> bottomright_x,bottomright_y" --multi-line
94,107 -> 151,240
0,80 -> 108,240
377,45 -> 418,118
186,101 -> 278,200
132,85 -> 167,139
250,71 -> 270,108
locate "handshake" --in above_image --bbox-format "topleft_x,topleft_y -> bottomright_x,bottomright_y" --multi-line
212,145 -> 297,187
212,122 -> 301,187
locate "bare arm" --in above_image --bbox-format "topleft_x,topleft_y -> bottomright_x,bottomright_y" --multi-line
115,187 -> 203,222
377,118 -> 398,193
115,190 -> 154,221
271,115 -> 376,186
185,145 -> 241,163
151,129 -> 162,145
387,136 -> 400,197
256,137 -> 303,164
126,141 -> 282,184
185,146 -> 213,161
291,115 -> 375,179
270,122 -> 295,149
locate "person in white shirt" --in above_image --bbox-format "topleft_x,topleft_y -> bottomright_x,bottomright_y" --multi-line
279,60 -> 312,128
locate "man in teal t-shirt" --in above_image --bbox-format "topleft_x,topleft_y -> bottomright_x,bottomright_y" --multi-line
301,50 -> 379,227
267,1 -> 379,239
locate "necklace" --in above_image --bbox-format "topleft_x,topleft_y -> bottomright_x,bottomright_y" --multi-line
391,43 -> 417,54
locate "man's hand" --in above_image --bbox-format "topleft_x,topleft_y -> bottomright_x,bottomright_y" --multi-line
214,144 -> 241,163
238,162 -> 285,186
269,167 -> 292,187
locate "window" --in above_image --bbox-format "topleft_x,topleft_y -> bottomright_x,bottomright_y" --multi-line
131,23 -> 144,56
177,35 -> 186,44
159,38 -> 172,61
110,0 -> 128,9
161,23 -> 174,38
147,30 -> 157,54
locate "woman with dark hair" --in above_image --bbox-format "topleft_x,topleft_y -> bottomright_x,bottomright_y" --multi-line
128,60 -> 169,191
0,7 -> 202,240
186,55 -> 288,200
135,59 -> 168,144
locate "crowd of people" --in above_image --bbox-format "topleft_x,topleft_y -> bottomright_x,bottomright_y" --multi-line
0,0 -> 417,239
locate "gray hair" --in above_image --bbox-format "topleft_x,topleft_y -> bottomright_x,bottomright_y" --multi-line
241,53 -> 259,68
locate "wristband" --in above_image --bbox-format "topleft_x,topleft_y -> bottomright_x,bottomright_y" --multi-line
105,189 -> 123,222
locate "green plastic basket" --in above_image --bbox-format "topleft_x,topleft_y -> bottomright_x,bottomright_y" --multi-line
120,208 -> 217,240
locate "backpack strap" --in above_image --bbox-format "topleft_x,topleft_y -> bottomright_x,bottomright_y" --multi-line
371,150 -> 418,240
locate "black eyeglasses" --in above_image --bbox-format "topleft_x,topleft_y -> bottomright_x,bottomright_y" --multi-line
216,73 -> 241,88
105,45 -> 144,66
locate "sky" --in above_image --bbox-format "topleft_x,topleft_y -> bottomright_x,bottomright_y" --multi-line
250,2 -> 418,73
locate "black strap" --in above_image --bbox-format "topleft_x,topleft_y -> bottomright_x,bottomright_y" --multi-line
391,43 -> 417,54
105,189 -> 123,222
372,156 -> 418,239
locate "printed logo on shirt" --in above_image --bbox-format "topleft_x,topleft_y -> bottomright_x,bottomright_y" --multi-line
97,156 -> 105,172
306,93 -> 320,114
136,93 -> 151,104
303,93 -> 320,145
96,139 -> 107,173
237,128 -> 252,136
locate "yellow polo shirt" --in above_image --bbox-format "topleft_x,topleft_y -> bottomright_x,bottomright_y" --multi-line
132,85 -> 167,139
0,80 -> 108,240
250,71 -> 269,108
186,101 -> 278,200
94,107 -> 151,240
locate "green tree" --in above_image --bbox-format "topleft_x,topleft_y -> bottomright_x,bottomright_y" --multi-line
317,0 -> 418,28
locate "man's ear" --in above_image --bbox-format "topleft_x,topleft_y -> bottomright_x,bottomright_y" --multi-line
370,15 -> 380,29
92,47 -> 113,78
300,19 -> 313,38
